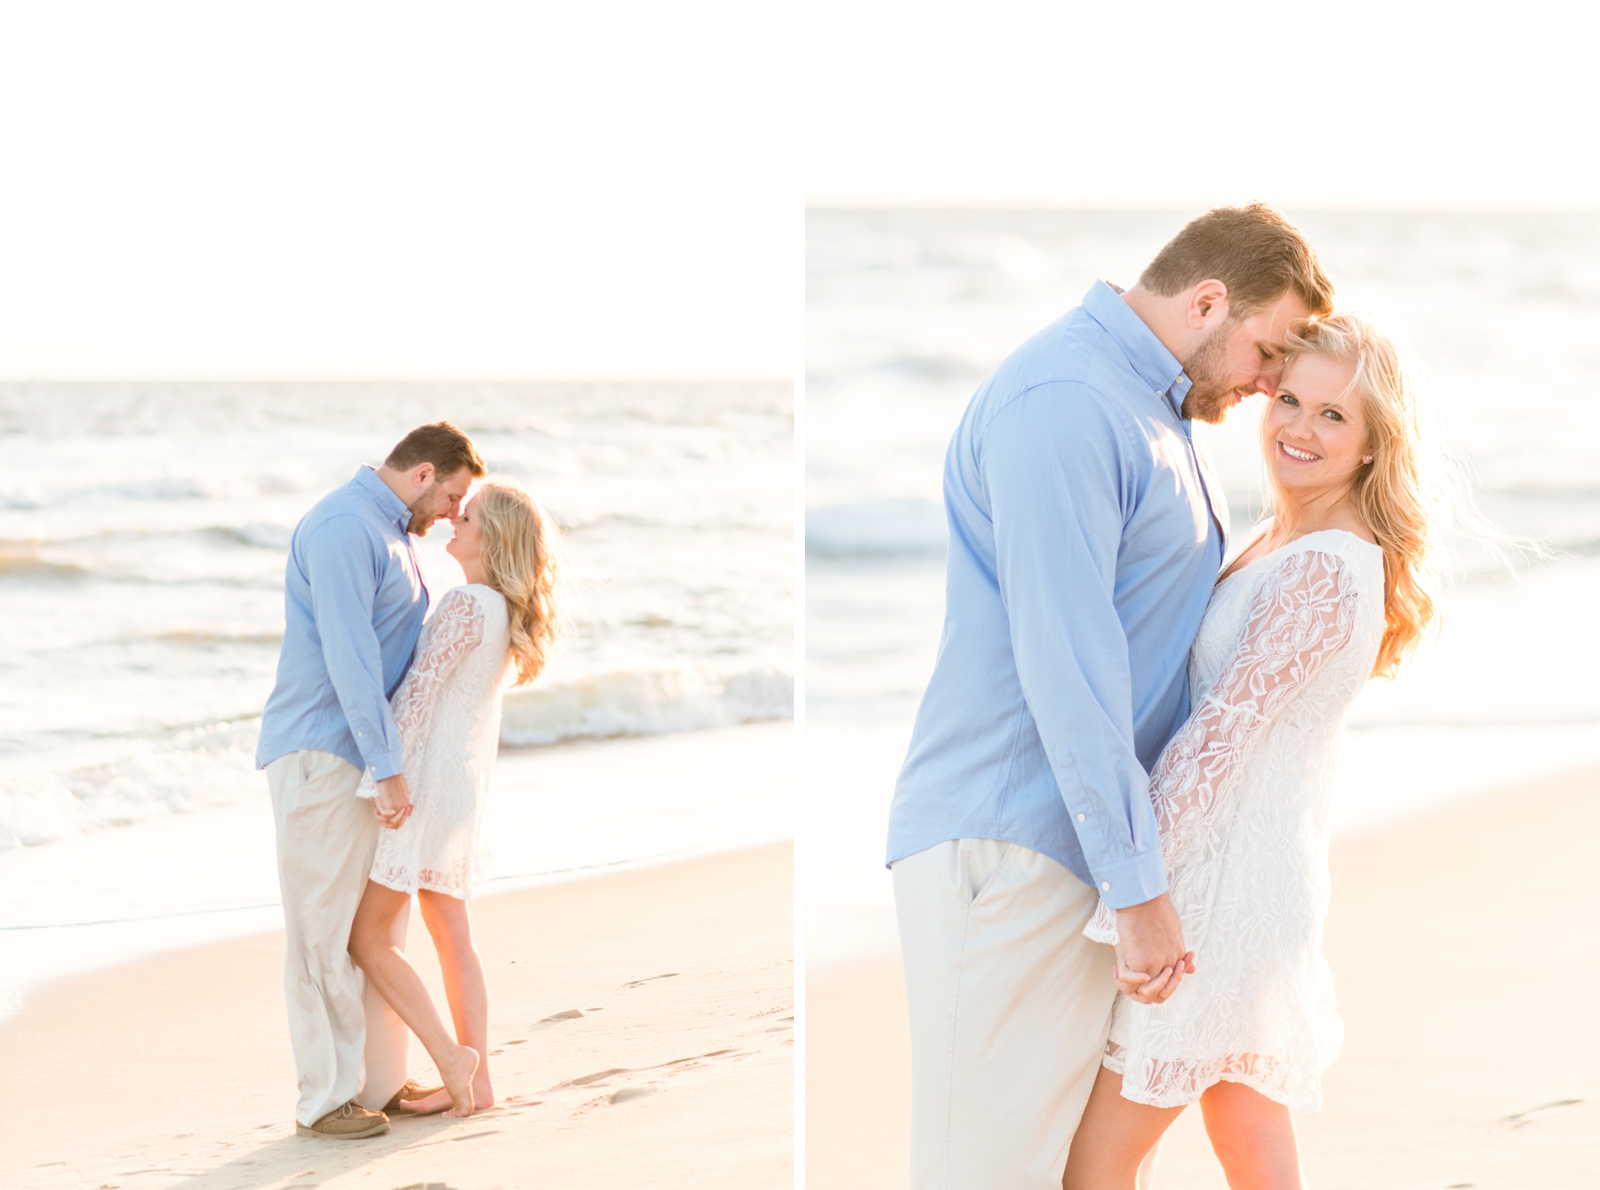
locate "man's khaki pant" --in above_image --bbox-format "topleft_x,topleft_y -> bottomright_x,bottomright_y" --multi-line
893,839 -> 1118,1190
265,750 -> 411,1126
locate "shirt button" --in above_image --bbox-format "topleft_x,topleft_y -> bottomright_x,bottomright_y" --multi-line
1101,881 -> 1111,891
1077,813 -> 1086,822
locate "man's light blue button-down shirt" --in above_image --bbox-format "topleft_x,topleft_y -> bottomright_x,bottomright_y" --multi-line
256,465 -> 429,781
887,282 -> 1228,909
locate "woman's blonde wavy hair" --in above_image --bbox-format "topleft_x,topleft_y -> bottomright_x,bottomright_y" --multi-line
471,481 -> 564,685
1275,313 -> 1450,679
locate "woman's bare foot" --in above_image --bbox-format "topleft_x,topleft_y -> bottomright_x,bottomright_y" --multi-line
472,1071 -> 495,1111
400,1060 -> 494,1115
438,1044 -> 480,1118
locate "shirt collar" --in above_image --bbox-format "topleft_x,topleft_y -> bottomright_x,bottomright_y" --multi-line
1081,280 -> 1192,421
353,465 -> 412,533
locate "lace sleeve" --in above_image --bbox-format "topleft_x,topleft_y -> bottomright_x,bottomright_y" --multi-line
355,588 -> 485,797
1085,548 -> 1359,942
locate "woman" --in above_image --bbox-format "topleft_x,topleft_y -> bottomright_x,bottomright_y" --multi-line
1064,314 -> 1449,1188
348,480 -> 563,1119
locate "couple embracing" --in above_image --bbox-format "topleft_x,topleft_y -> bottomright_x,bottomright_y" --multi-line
890,205 -> 1445,1187
255,422 -> 562,1138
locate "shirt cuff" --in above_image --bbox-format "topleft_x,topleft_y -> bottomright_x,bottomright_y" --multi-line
353,730 -> 404,785
1086,848 -> 1169,910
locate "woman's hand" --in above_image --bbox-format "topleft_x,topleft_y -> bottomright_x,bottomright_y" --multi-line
1113,951 -> 1197,1003
1113,894 -> 1195,1004
374,774 -> 413,830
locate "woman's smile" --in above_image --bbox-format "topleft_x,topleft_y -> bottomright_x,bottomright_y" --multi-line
1278,441 -> 1320,463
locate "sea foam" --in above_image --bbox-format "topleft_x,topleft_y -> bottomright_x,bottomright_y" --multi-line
501,665 -> 793,746
0,667 -> 794,852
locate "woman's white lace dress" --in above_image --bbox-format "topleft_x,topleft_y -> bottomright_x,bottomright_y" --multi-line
1085,529 -> 1385,1112
362,583 -> 512,899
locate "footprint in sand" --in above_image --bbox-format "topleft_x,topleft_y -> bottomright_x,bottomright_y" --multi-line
622,973 -> 678,988
1501,1098 -> 1583,1129
609,1086 -> 657,1105
568,1067 -> 630,1087
529,1010 -> 585,1034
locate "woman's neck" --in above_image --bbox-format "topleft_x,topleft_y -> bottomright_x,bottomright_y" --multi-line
1272,482 -> 1368,541
461,559 -> 490,586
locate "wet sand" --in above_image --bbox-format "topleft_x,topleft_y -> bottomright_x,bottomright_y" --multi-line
806,764 -> 1600,1189
1,843 -> 794,1190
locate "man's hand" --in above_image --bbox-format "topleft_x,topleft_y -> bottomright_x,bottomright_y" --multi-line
1113,893 -> 1195,1005
374,774 -> 413,830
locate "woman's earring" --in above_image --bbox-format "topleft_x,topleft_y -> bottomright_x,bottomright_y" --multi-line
1363,455 -> 1373,464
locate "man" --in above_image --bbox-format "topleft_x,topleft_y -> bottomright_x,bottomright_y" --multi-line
257,421 -> 486,1138
886,204 -> 1334,1188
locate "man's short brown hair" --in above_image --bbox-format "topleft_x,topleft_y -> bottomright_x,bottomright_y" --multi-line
1140,203 -> 1334,318
384,421 -> 486,478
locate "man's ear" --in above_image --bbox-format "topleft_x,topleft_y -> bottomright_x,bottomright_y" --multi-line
1186,279 -> 1230,330
412,461 -> 436,490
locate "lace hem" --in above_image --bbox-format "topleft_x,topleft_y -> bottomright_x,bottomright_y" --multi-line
1103,1040 -> 1311,1111
369,853 -> 479,900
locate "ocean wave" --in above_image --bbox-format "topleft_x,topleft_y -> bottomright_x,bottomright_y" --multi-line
0,548 -> 88,579
0,475 -> 312,513
878,353 -> 989,384
500,666 -> 793,746
806,498 -> 947,558
0,667 -> 793,851
0,721 -> 261,851
149,628 -> 285,646
205,523 -> 295,550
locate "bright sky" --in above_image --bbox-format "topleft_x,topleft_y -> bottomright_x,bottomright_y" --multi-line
807,0 -> 1600,209
0,2 -> 793,379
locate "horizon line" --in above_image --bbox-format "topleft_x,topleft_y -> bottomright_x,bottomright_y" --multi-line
0,374 -> 795,386
805,197 -> 1600,214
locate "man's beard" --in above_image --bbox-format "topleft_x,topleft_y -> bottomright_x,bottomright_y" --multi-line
405,480 -> 441,535
1179,319 -> 1242,425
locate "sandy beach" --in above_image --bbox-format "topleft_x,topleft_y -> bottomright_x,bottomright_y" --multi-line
806,764 -> 1600,1189
1,842 -> 793,1190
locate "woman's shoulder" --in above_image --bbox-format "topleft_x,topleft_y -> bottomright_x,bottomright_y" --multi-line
1268,528 -> 1384,594
448,581 -> 506,606
433,583 -> 506,622
457,582 -> 510,627
1282,526 -> 1381,561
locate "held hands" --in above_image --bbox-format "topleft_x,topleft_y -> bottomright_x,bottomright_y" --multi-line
1112,893 -> 1195,1005
373,774 -> 413,830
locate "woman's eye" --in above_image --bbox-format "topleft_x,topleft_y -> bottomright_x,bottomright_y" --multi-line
1280,394 -> 1298,406
1323,409 -> 1343,422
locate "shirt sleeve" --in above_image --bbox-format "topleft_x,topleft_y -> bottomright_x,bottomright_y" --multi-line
984,383 -> 1166,909
301,516 -> 407,782
355,589 -> 485,798
1085,548 -> 1358,940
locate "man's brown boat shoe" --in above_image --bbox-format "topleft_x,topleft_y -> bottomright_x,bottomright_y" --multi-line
296,1100 -> 390,1139
385,1079 -> 447,1116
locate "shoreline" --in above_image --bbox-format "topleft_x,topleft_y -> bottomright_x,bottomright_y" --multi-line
1,842 -> 794,1190
0,720 -> 793,1024
807,761 -> 1600,1189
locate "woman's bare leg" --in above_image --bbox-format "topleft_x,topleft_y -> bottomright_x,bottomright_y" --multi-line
348,880 -> 478,1117
396,889 -> 494,1113
1198,1080 -> 1304,1190
1063,1067 -> 1184,1190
